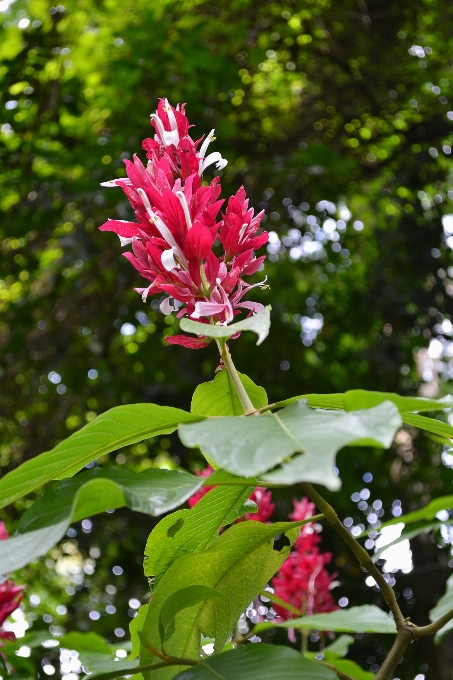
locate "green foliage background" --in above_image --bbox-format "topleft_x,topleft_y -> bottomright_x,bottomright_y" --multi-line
2,0 -> 453,677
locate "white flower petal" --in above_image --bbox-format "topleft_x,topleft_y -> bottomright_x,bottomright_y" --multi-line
160,297 -> 177,315
199,151 -> 228,174
118,236 -> 134,247
161,248 -> 177,271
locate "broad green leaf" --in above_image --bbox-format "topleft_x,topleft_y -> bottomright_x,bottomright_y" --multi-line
143,485 -> 253,588
180,307 -> 271,345
1,520 -> 69,576
344,389 -> 453,413
174,644 -> 337,680
254,605 -> 396,635
0,468 -> 203,574
271,390 -> 452,414
140,519 -> 307,679
159,586 -> 223,644
0,405 -> 202,509
130,605 -> 149,660
267,393 -> 345,411
323,658 -> 374,680
376,495 -> 453,530
402,413 -> 453,439
179,401 -> 401,491
430,573 -> 453,641
323,634 -> 355,658
191,370 -> 267,416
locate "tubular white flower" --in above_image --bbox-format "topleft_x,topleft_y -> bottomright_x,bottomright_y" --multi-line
118,235 -> 134,247
161,248 -> 177,271
160,297 -> 177,315
136,188 -> 188,267
100,178 -> 132,187
199,151 -> 228,175
176,191 -> 192,229
198,129 -> 216,160
150,113 -> 168,146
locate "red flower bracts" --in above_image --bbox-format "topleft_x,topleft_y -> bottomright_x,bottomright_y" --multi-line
99,99 -> 268,348
271,498 -> 338,620
0,522 -> 24,647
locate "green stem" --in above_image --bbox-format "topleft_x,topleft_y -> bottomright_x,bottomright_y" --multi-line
217,339 -> 256,415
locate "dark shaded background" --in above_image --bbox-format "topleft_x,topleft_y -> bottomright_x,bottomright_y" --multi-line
2,0 -> 453,677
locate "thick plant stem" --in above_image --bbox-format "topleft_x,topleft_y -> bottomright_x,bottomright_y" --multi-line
373,624 -> 416,680
299,482 -> 405,627
217,340 -> 256,415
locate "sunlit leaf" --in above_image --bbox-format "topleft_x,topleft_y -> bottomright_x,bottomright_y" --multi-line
143,485 -> 253,588
191,370 -> 267,416
0,405 -> 201,509
179,401 -> 401,491
1,468 -> 202,574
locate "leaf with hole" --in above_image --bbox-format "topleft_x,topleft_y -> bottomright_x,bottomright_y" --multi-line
140,519 -> 310,679
179,400 -> 401,490
143,485 -> 253,588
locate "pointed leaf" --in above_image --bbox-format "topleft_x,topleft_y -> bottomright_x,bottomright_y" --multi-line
180,307 -> 271,345
179,401 -> 401,491
191,370 -> 267,416
173,644 -> 337,680
143,485 -> 253,588
254,605 -> 396,635
140,519 -> 310,679
344,389 -> 453,413
1,468 -> 203,574
376,494 -> 453,531
402,413 -> 453,440
0,405 -> 201,509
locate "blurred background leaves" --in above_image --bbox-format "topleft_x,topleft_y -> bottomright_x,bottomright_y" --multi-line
2,0 -> 453,677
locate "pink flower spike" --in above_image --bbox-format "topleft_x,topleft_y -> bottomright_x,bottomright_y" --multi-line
98,99 -> 268,348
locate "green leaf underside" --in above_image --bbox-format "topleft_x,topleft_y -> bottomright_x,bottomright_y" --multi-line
254,605 -> 396,635
430,573 -> 453,640
371,520 -> 451,563
180,307 -> 271,345
0,468 -> 203,574
179,401 -> 401,491
173,644 -> 337,680
276,390 -> 452,414
402,413 -> 453,439
130,605 -> 149,660
140,519 -> 309,680
323,658 -> 374,680
159,586 -> 223,643
191,370 -> 267,416
0,404 -> 201,509
143,485 -> 253,588
322,635 -> 355,658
